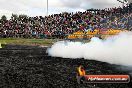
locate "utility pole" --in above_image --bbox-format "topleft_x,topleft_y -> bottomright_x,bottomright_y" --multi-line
122,0 -> 125,7
47,0 -> 48,16
127,2 -> 130,31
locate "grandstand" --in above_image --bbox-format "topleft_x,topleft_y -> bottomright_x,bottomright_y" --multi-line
0,2 -> 131,40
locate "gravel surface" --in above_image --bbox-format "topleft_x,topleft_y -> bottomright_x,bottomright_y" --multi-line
0,45 -> 132,88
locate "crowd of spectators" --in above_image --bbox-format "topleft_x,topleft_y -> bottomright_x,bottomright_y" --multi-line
0,3 -> 131,39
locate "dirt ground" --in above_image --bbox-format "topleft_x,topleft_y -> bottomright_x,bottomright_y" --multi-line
0,45 -> 132,88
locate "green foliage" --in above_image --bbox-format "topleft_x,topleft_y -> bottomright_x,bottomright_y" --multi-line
1,15 -> 7,21
117,0 -> 127,3
11,14 -> 18,20
0,38 -> 55,46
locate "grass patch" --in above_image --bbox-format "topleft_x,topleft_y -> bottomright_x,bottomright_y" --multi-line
0,38 -> 58,46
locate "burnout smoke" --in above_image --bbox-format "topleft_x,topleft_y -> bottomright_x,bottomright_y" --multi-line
47,32 -> 132,66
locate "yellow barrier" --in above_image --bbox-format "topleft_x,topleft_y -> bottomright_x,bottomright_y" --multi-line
67,29 -> 126,39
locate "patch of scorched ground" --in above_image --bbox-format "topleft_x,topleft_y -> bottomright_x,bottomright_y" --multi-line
0,45 -> 131,88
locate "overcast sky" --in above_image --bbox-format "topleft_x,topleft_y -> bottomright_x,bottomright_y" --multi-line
0,0 -> 123,19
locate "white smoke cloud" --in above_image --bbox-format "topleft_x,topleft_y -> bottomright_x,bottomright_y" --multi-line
48,32 -> 132,66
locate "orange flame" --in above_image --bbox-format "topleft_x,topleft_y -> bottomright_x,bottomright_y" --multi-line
77,65 -> 86,76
